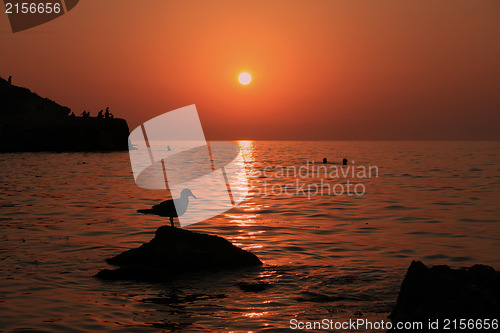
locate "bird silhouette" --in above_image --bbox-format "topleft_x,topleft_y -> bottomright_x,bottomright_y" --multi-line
137,188 -> 197,227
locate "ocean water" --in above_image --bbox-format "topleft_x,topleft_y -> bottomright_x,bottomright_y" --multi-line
0,141 -> 499,332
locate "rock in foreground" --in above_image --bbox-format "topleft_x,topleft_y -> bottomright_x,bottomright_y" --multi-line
389,261 -> 500,330
96,226 -> 262,281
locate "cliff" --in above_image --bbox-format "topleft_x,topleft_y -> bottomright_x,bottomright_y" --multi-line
0,77 -> 130,152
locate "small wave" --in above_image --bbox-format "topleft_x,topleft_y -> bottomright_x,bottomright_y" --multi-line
459,218 -> 498,223
295,291 -> 347,302
423,254 -> 450,260
142,293 -> 226,305
146,321 -> 192,330
237,281 -> 273,292
432,201 -> 458,206
384,205 -> 416,210
394,216 -> 442,223
321,275 -> 358,285
450,256 -> 473,262
295,291 -> 376,303
422,254 -> 474,262
406,231 -> 451,237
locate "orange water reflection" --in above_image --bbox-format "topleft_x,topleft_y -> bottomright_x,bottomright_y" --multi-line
2,142 -> 499,332
222,140 -> 268,251
244,311 -> 268,318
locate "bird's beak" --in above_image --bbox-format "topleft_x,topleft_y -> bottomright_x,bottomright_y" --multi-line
190,193 -> 197,199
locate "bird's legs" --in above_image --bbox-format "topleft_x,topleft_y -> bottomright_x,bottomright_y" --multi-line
170,216 -> 174,227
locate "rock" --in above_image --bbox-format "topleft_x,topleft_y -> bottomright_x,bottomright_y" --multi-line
0,76 -> 129,152
389,261 -> 500,331
95,226 -> 262,281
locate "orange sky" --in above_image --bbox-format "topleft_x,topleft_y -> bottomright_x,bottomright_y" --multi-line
1,0 -> 499,140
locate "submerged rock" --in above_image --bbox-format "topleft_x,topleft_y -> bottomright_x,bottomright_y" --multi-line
96,226 -> 262,281
389,261 -> 500,330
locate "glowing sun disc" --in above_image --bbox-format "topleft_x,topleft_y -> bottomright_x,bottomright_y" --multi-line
239,72 -> 252,85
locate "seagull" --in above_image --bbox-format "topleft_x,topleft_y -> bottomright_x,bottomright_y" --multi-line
137,188 -> 197,227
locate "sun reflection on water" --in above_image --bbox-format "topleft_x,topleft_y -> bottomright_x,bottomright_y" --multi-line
222,141 -> 270,252
237,140 -> 254,160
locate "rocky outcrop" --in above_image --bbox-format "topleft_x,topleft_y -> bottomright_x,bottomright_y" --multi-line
95,226 -> 262,282
0,76 -> 129,152
389,261 -> 500,331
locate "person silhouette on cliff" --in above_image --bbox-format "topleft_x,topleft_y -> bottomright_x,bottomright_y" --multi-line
97,110 -> 104,119
105,107 -> 110,119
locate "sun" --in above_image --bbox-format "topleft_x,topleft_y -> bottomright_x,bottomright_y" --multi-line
238,72 -> 252,85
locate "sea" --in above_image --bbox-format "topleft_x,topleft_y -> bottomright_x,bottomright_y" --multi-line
0,141 -> 499,332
